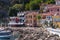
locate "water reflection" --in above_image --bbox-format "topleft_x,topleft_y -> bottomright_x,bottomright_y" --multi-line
0,31 -> 19,40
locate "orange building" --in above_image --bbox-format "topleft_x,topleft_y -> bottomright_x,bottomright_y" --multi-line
25,11 -> 38,27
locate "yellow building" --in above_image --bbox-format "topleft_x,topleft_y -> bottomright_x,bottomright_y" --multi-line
52,16 -> 60,28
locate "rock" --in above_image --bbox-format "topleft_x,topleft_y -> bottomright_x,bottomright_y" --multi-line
15,27 -> 60,40
38,38 -> 42,40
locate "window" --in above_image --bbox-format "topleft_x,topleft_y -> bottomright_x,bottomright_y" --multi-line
57,13 -> 59,15
29,15 -> 32,18
47,10 -> 49,12
20,15 -> 24,17
46,16 -> 52,20
51,10 -> 53,11
26,20 -> 28,23
20,19 -> 24,23
34,15 -> 36,17
30,20 -> 32,23
26,16 -> 27,18
57,9 -> 59,11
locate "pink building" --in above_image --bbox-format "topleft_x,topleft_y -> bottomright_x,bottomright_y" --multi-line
44,5 -> 60,16
43,0 -> 60,16
25,11 -> 38,27
41,12 -> 53,19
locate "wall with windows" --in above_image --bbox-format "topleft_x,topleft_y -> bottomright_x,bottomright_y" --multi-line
25,12 -> 38,27
52,16 -> 60,28
17,12 -> 26,25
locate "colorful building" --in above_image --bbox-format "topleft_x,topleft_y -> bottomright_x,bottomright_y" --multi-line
43,0 -> 60,16
17,12 -> 26,26
25,11 -> 38,27
39,0 -> 60,27
41,12 -> 52,19
52,16 -> 60,28
40,13 -> 52,27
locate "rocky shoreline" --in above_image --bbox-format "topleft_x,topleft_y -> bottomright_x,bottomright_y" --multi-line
14,27 -> 60,40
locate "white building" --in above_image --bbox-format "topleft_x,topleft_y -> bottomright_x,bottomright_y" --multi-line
17,12 -> 26,26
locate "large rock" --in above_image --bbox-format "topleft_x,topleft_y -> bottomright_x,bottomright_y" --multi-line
16,27 -> 60,40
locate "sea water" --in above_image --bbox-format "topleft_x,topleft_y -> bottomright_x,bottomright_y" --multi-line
0,36 -> 14,40
0,35 -> 16,40
0,32 -> 19,40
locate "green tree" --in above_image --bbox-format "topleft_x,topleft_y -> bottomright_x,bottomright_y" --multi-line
37,15 -> 41,27
9,4 -> 23,16
29,1 -> 38,10
0,0 -> 55,12
9,7 -> 19,16
37,15 -> 41,20
25,0 -> 43,10
12,4 -> 23,11
45,0 -> 55,4
25,3 -> 30,10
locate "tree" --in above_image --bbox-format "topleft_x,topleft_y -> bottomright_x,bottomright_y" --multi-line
9,7 -> 19,16
37,15 -> 41,23
0,0 -> 56,14
9,4 -> 23,16
29,1 -> 39,10
44,0 -> 55,4
25,3 -> 30,10
37,15 -> 42,27
12,4 -> 23,11
25,0 -> 43,10
37,15 -> 41,20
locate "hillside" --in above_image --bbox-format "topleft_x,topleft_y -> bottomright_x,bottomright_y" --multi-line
0,0 -> 55,16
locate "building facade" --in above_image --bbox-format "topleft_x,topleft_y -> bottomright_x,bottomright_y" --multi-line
17,12 -> 26,26
43,0 -> 60,16
52,16 -> 60,28
25,11 -> 38,27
